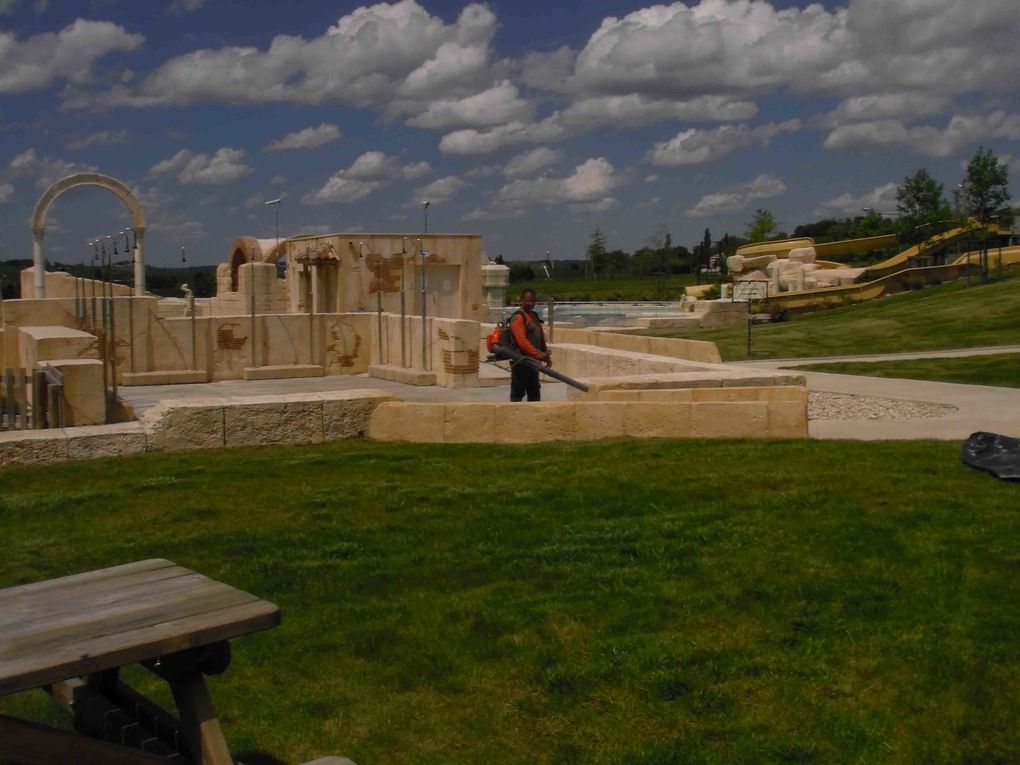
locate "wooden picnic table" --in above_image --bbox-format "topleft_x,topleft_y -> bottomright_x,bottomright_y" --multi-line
0,558 -> 281,765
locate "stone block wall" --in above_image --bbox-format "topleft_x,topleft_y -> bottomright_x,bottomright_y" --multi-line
368,387 -> 808,443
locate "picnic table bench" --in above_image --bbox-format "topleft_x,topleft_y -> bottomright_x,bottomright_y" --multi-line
0,558 -> 350,765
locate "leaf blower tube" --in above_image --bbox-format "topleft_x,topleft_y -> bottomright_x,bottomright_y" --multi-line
489,344 -> 590,393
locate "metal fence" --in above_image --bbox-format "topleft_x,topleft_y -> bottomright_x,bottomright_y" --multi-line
1,365 -> 66,431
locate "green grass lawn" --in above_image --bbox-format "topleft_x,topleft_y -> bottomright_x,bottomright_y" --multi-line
794,353 -> 1020,389
1,439 -> 1018,764
670,271 -> 1020,361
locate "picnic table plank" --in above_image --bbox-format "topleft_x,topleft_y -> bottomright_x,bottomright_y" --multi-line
2,580 -> 258,651
0,559 -> 176,603
0,598 -> 279,695
0,560 -> 280,697
1,572 -> 243,638
0,565 -> 199,628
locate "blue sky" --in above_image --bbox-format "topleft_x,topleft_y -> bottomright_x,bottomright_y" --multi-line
1,0 -> 1018,267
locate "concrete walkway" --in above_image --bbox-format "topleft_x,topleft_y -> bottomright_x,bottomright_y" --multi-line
119,347 -> 1020,442
119,363 -> 568,415
741,345 -> 1020,440
738,344 -> 1020,367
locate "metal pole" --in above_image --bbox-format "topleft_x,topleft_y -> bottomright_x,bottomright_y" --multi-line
747,296 -> 752,357
249,246 -> 256,368
375,258 -> 384,366
420,241 -> 427,371
305,261 -> 314,366
400,245 -> 407,368
108,244 -> 118,411
98,241 -> 109,423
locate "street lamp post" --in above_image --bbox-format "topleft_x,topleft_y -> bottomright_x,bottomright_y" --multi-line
420,201 -> 430,371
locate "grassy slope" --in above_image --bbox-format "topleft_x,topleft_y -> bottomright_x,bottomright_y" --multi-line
795,353 -> 1020,389
1,439 -> 1017,764
673,271 -> 1020,361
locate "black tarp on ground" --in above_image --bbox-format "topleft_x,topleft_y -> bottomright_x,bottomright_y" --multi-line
960,431 -> 1020,482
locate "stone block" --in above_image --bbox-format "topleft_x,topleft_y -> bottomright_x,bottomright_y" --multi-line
604,351 -> 641,377
638,357 -> 682,375
141,398 -> 226,452
691,386 -> 761,403
368,364 -> 437,386
0,429 -> 68,466
632,389 -> 695,403
494,402 -> 575,443
66,423 -> 148,461
584,349 -> 612,378
689,402 -> 769,438
19,326 -> 99,370
223,395 -> 323,447
600,390 -> 643,401
120,370 -> 207,386
322,390 -> 397,440
768,385 -> 809,402
768,399 -> 809,438
368,402 -> 445,442
624,403 -> 691,438
243,364 -> 325,381
444,403 -> 496,443
574,402 -> 627,440
48,359 -> 105,426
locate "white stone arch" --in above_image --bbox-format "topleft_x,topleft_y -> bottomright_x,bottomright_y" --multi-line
31,172 -> 147,298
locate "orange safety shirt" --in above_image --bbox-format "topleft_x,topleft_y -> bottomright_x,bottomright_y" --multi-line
510,309 -> 547,360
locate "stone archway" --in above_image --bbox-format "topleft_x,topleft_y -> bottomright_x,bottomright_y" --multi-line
31,172 -> 147,298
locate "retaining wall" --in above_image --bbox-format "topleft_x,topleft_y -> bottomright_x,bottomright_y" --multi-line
367,386 -> 807,443
0,389 -> 395,466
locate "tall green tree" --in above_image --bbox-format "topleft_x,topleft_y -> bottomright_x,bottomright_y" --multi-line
957,147 -> 1011,282
587,227 -> 608,281
958,147 -> 1011,225
744,209 -> 777,243
896,168 -> 951,227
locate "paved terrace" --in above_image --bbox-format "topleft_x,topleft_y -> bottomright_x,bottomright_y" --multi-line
118,350 -> 1020,442
741,345 -> 1020,440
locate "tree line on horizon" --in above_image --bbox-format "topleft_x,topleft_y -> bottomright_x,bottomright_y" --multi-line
509,146 -> 1013,283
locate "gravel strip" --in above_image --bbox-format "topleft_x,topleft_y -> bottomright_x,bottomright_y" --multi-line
809,392 -> 957,421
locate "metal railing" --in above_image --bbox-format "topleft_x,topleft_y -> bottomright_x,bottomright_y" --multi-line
0,365 -> 65,431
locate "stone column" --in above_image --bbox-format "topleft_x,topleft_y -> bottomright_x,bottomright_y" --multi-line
32,227 -> 46,298
134,228 -> 146,296
481,263 -> 510,322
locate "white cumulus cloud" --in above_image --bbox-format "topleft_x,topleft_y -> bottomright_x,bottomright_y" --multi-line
815,182 -> 899,217
265,124 -> 342,152
74,0 -> 503,124
492,157 -> 622,213
414,175 -> 467,204
824,111 -> 1020,157
503,147 -> 562,177
304,151 -> 432,205
8,148 -> 94,188
0,20 -> 142,94
649,120 -> 800,167
149,147 -> 252,185
686,173 -> 786,218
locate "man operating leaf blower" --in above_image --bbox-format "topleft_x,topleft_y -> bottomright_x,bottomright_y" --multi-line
506,288 -> 550,401
487,288 -> 589,400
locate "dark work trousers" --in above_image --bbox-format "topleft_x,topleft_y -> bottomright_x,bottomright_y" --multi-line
510,359 -> 541,401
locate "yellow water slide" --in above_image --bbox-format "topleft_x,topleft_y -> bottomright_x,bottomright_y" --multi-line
859,227 -> 973,280
951,244 -> 1020,269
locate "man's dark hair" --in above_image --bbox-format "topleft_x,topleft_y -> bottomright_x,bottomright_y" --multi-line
520,288 -> 536,298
